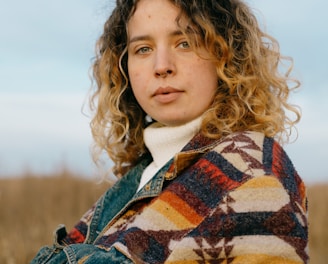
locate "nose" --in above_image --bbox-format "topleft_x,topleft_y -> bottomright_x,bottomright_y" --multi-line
154,48 -> 175,78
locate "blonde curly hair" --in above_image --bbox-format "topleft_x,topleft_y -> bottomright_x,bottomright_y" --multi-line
90,0 -> 300,176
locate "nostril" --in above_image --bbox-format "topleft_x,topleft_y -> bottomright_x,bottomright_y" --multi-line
157,72 -> 167,78
155,68 -> 173,78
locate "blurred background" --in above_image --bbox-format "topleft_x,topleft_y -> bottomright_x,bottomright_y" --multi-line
0,0 -> 327,263
0,0 -> 111,178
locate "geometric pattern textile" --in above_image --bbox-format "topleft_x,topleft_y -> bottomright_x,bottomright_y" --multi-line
35,131 -> 309,263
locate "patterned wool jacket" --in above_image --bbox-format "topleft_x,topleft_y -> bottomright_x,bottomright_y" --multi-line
31,131 -> 308,264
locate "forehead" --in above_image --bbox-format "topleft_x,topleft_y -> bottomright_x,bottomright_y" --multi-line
127,0 -> 186,33
131,0 -> 179,16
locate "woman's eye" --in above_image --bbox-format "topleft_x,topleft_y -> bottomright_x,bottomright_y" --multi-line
178,41 -> 190,49
136,46 -> 151,54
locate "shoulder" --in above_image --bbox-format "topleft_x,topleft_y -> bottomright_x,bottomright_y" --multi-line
206,131 -> 272,178
201,131 -> 304,196
205,130 -> 306,205
209,130 -> 299,179
213,130 -> 269,156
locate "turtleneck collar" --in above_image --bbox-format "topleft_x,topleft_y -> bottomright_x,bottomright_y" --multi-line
137,116 -> 202,192
144,116 -> 202,168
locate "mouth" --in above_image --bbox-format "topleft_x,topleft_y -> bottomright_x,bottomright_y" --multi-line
152,86 -> 183,104
153,87 -> 181,96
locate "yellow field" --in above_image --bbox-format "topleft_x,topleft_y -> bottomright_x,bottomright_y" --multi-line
0,172 -> 326,263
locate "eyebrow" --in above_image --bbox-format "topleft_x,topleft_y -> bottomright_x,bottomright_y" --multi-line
128,30 -> 185,44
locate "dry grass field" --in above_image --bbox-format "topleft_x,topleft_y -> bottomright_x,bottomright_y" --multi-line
0,171 -> 327,264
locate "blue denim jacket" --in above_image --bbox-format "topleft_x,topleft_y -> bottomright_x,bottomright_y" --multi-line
31,155 -> 171,264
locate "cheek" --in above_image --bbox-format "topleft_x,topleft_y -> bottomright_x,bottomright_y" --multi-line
204,62 -> 218,85
201,64 -> 218,100
128,73 -> 145,103
195,61 -> 218,87
129,76 -> 145,100
127,58 -> 138,81
128,66 -> 140,89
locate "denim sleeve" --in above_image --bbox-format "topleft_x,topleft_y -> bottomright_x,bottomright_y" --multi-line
30,244 -> 133,264
30,225 -> 69,264
30,245 -> 67,264
64,244 -> 133,264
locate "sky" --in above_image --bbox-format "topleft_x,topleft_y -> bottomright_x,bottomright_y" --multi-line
1,0 -> 327,183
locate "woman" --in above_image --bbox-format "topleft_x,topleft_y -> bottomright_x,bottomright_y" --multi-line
31,0 -> 308,263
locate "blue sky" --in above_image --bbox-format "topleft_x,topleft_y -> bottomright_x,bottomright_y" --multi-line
1,0 -> 327,183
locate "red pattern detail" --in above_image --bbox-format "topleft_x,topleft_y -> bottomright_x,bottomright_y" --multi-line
67,228 -> 86,244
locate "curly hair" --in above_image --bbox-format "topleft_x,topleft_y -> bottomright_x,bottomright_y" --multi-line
90,0 -> 301,176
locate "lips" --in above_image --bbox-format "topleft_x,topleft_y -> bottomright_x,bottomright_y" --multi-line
152,86 -> 183,104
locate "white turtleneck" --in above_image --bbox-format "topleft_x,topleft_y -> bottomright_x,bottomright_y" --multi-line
137,117 -> 202,192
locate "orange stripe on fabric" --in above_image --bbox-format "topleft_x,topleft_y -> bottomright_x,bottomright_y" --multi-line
198,158 -> 241,190
159,191 -> 203,226
151,199 -> 195,229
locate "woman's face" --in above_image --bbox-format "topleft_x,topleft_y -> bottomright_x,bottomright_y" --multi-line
127,0 -> 218,126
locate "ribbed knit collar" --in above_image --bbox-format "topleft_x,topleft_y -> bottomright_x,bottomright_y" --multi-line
143,117 -> 202,168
